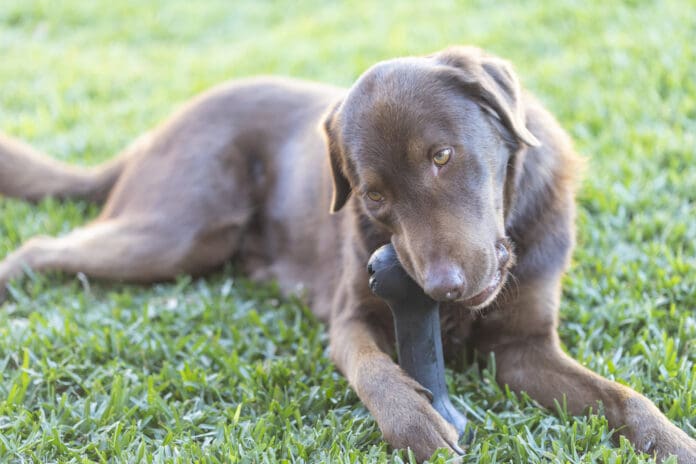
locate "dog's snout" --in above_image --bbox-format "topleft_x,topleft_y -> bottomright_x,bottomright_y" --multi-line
423,264 -> 466,302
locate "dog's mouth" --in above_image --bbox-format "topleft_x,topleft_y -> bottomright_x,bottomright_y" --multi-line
460,241 -> 512,309
460,267 -> 508,308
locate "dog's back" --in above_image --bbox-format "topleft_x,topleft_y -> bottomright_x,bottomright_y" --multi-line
0,77 -> 345,307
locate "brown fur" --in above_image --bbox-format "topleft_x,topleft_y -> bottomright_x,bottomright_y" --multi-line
1,47 -> 694,462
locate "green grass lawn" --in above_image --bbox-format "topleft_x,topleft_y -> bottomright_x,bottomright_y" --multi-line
1,0 -> 695,462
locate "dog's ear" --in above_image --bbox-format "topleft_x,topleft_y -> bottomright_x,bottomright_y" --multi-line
433,46 -> 540,147
322,100 -> 352,213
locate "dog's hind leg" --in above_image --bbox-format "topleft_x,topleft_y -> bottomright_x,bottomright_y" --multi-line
0,133 -> 135,204
0,211 -> 250,301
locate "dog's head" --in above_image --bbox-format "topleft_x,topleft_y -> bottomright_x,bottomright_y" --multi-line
324,46 -> 540,308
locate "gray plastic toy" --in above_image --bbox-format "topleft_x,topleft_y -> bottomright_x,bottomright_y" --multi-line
368,243 -> 469,442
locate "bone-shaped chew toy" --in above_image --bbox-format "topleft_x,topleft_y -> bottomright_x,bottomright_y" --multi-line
368,243 -> 469,442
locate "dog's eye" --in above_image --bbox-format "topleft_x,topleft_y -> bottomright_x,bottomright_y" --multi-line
433,147 -> 452,167
366,191 -> 384,202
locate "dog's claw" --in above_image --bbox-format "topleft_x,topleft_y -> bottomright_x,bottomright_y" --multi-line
418,386 -> 434,402
643,438 -> 657,455
451,441 -> 466,455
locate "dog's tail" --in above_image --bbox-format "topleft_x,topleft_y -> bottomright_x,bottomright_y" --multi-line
0,133 -> 129,204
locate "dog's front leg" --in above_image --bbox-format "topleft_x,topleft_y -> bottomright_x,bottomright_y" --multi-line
329,294 -> 461,462
476,278 -> 696,463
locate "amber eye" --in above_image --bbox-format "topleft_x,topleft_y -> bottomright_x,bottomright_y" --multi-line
366,191 -> 384,202
433,147 -> 452,166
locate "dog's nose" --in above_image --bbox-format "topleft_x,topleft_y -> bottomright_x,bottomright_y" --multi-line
423,264 -> 465,302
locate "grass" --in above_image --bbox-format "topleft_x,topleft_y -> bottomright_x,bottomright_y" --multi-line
0,0 -> 695,462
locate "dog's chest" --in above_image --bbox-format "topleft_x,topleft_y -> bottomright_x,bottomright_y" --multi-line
439,304 -> 474,360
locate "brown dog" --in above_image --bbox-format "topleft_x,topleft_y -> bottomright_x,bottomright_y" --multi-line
1,46 -> 694,462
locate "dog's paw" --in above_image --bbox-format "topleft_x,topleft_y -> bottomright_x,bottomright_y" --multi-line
356,357 -> 463,462
623,395 -> 696,463
637,427 -> 696,464
642,428 -> 696,464
379,390 -> 463,462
